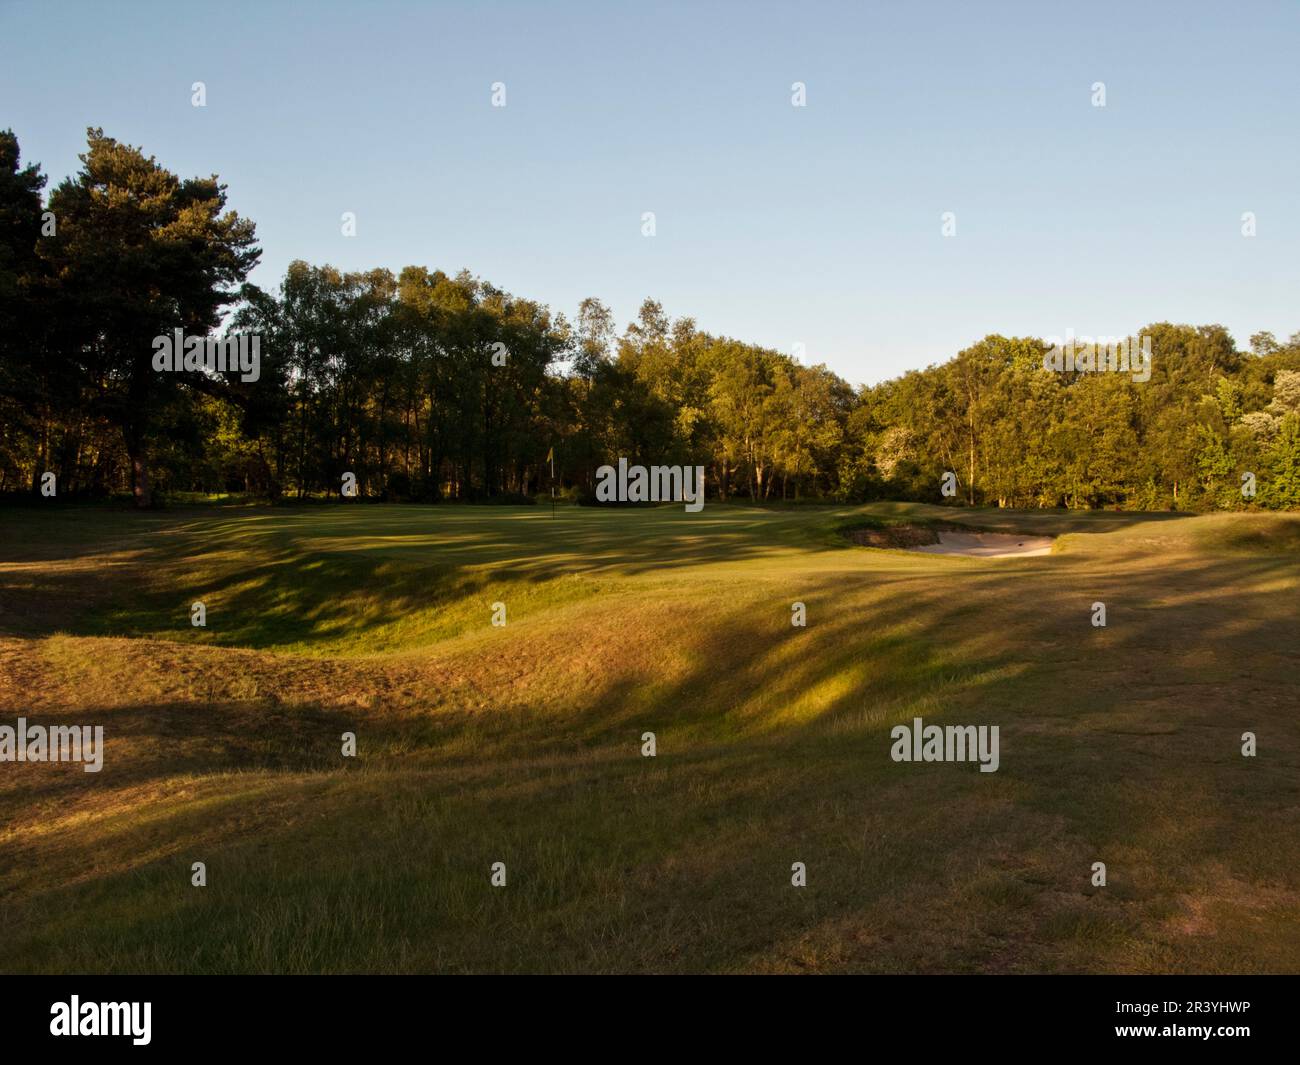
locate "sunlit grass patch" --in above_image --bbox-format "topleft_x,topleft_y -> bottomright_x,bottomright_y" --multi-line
0,502 -> 1296,973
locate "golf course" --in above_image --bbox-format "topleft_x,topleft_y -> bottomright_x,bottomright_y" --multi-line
1,501 -> 1297,974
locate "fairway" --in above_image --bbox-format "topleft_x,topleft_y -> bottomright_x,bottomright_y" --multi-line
1,502 -> 1298,973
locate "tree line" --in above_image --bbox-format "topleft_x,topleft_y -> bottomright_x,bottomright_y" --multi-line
3,128 -> 1299,510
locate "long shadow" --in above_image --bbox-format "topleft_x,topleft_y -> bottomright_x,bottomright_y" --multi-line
1,504 -> 841,645
2,503 -> 1298,970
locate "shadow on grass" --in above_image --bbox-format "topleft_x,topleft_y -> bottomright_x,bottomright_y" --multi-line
1,504 -> 1298,971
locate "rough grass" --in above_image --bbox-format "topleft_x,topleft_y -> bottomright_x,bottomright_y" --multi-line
0,501 -> 1297,973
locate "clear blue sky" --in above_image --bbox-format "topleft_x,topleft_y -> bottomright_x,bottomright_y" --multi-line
3,0 -> 1297,385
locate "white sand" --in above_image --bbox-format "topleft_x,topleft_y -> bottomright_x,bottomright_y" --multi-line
906,531 -> 1054,558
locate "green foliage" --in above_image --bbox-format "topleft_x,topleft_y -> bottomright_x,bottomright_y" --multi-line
3,127 -> 1300,511
1,128 -> 259,504
1267,413 -> 1300,508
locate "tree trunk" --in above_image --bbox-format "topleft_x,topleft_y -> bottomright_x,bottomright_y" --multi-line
967,436 -> 976,506
126,431 -> 152,508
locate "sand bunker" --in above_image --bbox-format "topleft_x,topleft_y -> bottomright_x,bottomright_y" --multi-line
906,531 -> 1053,558
845,524 -> 1056,557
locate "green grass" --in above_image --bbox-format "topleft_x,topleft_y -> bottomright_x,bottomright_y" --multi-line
0,501 -> 1297,973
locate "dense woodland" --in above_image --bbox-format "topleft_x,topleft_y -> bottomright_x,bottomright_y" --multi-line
3,128 -> 1299,511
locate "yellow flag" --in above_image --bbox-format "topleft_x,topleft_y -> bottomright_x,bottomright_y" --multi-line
546,447 -> 553,464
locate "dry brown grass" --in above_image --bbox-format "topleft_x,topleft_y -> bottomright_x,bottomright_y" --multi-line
0,502 -> 1296,973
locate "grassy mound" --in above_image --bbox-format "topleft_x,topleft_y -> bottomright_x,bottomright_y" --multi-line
0,502 -> 1297,973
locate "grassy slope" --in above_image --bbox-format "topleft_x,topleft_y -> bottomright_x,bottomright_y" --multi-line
0,501 -> 1297,973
